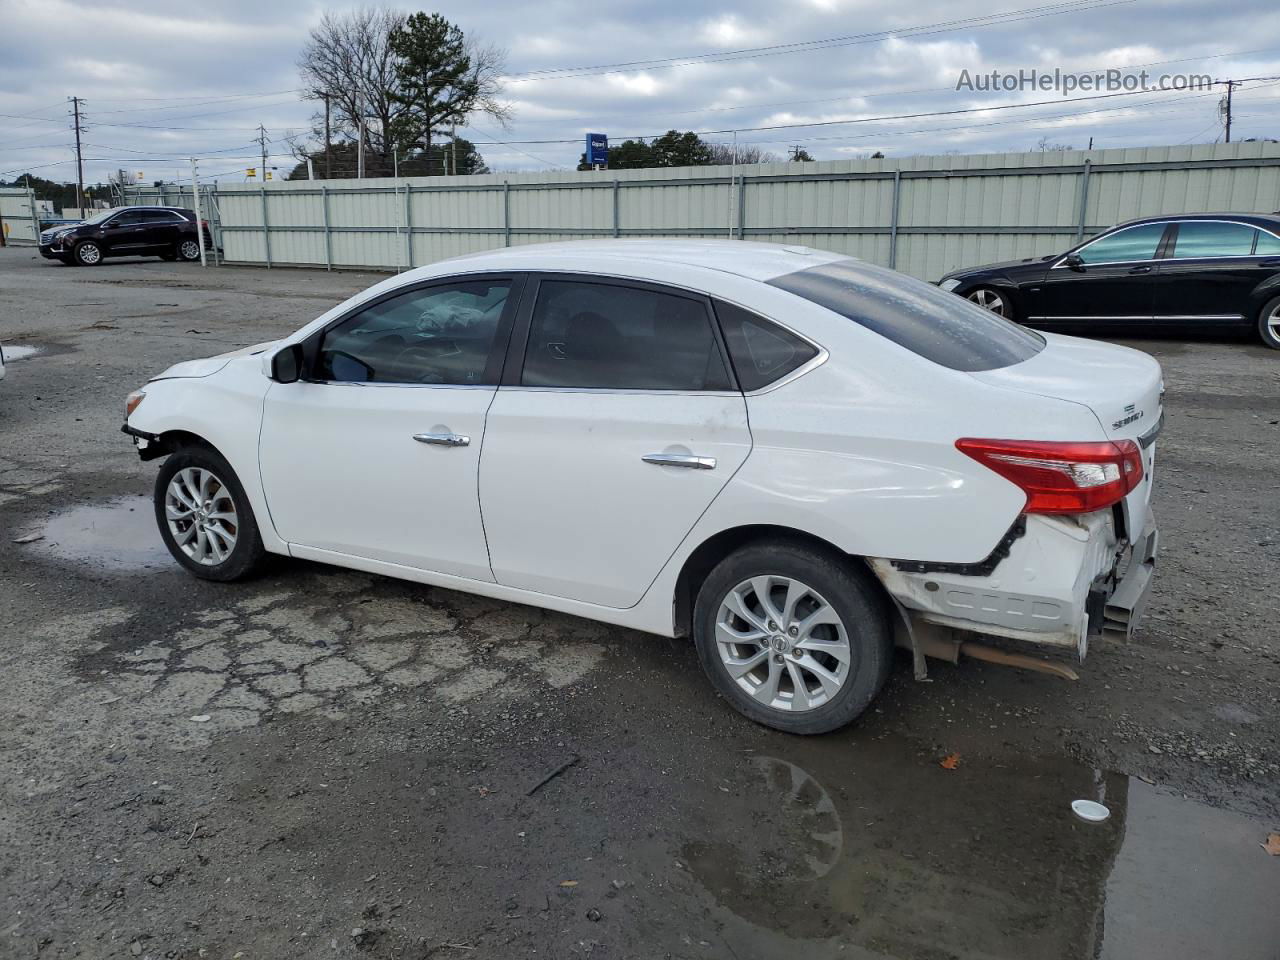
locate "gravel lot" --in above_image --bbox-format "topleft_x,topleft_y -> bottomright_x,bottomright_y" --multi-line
1,246 -> 1277,959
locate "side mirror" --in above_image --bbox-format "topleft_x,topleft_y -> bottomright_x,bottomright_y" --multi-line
270,344 -> 304,383
1064,253 -> 1085,270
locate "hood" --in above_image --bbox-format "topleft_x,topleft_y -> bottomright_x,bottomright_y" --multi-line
150,340 -> 278,381
940,255 -> 1054,283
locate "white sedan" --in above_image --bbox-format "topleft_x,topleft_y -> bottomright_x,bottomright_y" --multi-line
122,240 -> 1161,734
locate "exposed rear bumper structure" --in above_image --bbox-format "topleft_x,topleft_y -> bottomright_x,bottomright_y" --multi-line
1097,521 -> 1158,641
871,506 -> 1158,671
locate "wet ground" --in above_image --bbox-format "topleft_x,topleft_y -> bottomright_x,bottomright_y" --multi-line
0,247 -> 1277,958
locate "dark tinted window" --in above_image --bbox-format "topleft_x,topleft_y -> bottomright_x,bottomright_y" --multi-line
141,209 -> 183,223
521,280 -> 732,390
767,259 -> 1043,372
108,211 -> 145,226
715,301 -> 819,390
1171,221 -> 1256,258
1257,229 -> 1280,256
318,279 -> 510,384
1075,223 -> 1166,264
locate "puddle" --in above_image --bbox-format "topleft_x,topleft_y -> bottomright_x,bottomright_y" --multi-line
3,344 -> 42,361
679,736 -> 1279,959
31,495 -> 171,570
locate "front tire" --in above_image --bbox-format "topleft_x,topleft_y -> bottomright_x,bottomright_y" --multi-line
73,241 -> 103,266
176,238 -> 201,261
965,285 -> 1013,319
1257,295 -> 1280,350
692,540 -> 893,734
154,445 -> 266,581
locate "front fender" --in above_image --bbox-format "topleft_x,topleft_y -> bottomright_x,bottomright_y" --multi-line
124,358 -> 286,554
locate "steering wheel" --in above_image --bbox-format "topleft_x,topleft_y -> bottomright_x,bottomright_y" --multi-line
392,344 -> 446,384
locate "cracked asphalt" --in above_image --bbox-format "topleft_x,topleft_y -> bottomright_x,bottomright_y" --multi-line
1,246 -> 1277,959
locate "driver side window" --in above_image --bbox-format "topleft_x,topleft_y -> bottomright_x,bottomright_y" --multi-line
317,279 -> 511,385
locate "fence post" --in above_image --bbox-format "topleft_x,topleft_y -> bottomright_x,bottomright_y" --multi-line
404,183 -> 413,270
888,169 -> 902,270
612,179 -> 620,238
260,187 -> 272,268
28,186 -> 38,243
1076,158 -> 1092,241
736,173 -> 746,239
503,181 -> 511,247
321,184 -> 332,271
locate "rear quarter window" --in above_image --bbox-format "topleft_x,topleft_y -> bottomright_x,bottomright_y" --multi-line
767,259 -> 1044,372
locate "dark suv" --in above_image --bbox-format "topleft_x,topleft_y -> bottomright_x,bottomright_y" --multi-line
39,206 -> 210,266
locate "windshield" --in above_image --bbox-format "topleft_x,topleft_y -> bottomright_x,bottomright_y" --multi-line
81,208 -> 121,225
768,259 -> 1045,372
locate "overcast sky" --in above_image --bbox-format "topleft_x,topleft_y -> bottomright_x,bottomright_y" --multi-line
2,0 -> 1279,186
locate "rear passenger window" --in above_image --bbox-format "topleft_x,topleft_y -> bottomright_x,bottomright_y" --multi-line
715,301 -> 819,391
1171,221 -> 1256,258
1256,230 -> 1280,255
521,280 -> 732,391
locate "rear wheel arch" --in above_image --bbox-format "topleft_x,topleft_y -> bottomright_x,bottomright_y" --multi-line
671,524 -> 891,639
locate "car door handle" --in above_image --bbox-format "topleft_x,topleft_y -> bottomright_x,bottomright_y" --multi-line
642,453 -> 716,470
1128,265 -> 1152,274
413,432 -> 470,447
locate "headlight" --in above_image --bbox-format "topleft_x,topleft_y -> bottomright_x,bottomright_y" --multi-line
125,390 -> 146,418
939,278 -> 963,292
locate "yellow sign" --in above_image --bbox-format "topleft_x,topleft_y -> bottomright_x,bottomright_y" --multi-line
247,167 -> 257,178
265,171 -> 273,181
135,171 -> 144,181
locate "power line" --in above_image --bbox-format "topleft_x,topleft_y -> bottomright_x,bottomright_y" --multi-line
505,0 -> 1134,82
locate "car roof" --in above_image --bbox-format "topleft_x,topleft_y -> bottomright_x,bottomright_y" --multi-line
434,238 -> 851,283
1112,212 -> 1280,230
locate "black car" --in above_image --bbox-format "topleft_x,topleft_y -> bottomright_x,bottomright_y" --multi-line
39,206 -> 210,267
937,213 -> 1280,349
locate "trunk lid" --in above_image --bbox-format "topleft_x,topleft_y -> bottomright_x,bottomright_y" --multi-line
969,332 -> 1162,540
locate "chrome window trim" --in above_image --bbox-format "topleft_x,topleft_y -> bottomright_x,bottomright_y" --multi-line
302,380 -> 497,390
1052,218 -> 1280,269
1029,314 -> 1243,321
496,385 -> 746,398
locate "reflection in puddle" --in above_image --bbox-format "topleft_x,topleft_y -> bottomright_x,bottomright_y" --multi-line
3,344 -> 41,361
33,496 -> 170,570
680,737 -> 1279,959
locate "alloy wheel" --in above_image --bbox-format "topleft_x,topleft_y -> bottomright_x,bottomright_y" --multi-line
179,240 -> 200,260
77,243 -> 101,265
715,576 -> 852,712
967,288 -> 1007,316
1268,303 -> 1280,340
164,467 -> 238,565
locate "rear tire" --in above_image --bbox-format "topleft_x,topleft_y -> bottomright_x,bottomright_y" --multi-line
73,241 -> 103,266
692,540 -> 893,734
176,238 -> 201,261
1257,295 -> 1280,350
154,445 -> 266,581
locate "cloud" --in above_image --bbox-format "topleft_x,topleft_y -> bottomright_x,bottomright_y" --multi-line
1,0 -> 1279,185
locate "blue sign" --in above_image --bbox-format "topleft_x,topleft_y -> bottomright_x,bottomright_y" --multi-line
586,133 -> 608,166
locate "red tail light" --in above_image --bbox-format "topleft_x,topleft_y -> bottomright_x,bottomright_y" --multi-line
956,438 -> 1143,514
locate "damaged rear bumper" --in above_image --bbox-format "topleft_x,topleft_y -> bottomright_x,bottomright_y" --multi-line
869,508 -> 1157,660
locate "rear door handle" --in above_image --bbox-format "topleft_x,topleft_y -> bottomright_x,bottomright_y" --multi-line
413,432 -> 469,447
642,453 -> 716,470
1128,265 -> 1152,274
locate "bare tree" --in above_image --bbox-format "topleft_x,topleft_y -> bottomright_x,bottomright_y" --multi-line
467,39 -> 513,129
707,143 -> 780,165
297,7 -> 409,168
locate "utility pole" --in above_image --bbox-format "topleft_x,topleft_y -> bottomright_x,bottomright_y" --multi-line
1221,79 -> 1237,143
357,119 -> 366,179
320,92 -> 332,179
256,124 -> 269,181
70,96 -> 85,212
450,122 -> 457,176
